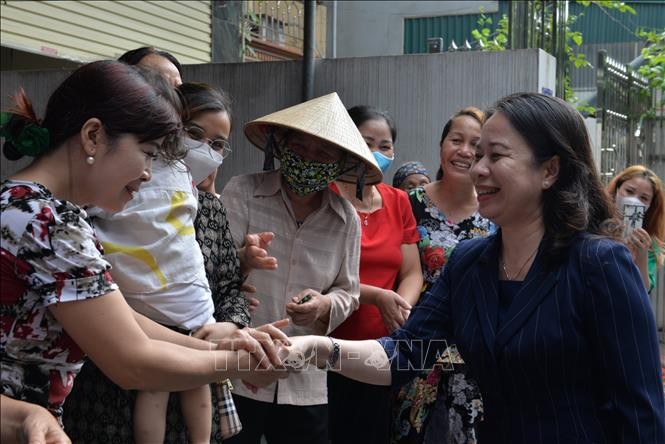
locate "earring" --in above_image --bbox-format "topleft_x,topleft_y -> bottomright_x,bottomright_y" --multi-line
543,181 -> 549,188
86,156 -> 95,165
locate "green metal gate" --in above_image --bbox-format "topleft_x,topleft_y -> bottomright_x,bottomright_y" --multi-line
596,50 -> 653,183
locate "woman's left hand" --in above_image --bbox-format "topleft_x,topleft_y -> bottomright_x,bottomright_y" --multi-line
192,322 -> 240,343
1,395 -> 71,444
20,410 -> 71,444
375,289 -> 412,333
626,227 -> 650,261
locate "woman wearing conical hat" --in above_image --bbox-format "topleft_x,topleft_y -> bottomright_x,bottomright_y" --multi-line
221,92 -> 382,444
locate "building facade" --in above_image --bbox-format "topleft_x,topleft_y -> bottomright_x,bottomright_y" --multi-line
0,0 -> 328,70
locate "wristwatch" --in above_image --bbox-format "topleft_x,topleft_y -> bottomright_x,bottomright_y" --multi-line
326,337 -> 340,369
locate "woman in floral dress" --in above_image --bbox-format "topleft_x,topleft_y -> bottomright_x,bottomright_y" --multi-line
63,80 -> 253,442
1,61 -> 287,443
392,107 -> 494,444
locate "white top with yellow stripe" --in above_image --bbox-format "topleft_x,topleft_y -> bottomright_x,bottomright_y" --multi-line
91,158 -> 213,331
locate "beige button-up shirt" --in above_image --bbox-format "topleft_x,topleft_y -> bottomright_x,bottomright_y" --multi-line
222,170 -> 360,405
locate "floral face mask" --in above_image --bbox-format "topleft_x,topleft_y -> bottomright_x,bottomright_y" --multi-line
280,147 -> 342,196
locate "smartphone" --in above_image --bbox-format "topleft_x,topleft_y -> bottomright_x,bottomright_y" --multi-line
622,202 -> 646,238
297,294 -> 313,305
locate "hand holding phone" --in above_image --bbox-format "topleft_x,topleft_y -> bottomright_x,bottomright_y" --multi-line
621,198 -> 646,238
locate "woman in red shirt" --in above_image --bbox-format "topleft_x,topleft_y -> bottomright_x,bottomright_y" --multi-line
329,105 -> 423,444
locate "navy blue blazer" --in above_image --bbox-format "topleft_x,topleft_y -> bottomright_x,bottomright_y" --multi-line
380,232 -> 664,443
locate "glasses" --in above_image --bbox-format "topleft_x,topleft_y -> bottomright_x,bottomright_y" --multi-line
185,126 -> 232,159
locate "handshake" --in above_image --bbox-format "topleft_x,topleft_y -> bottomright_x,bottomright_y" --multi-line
197,319 -> 334,391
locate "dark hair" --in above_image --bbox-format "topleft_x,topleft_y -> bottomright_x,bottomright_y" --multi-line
178,82 -> 232,127
347,105 -> 397,143
436,107 -> 485,181
438,107 -> 485,145
2,60 -> 184,161
132,64 -> 184,121
491,92 -> 618,265
118,46 -> 183,75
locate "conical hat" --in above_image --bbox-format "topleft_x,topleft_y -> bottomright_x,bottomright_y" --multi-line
244,92 -> 382,184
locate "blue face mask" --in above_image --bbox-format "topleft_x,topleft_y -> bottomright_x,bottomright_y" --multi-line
373,151 -> 394,174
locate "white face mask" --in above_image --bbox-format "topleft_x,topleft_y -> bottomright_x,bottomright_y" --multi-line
182,137 -> 224,185
615,194 -> 645,214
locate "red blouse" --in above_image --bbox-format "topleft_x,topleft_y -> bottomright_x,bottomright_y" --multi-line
331,183 -> 419,340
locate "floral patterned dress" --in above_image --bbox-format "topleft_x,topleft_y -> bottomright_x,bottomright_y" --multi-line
392,186 -> 494,444
0,180 -> 117,423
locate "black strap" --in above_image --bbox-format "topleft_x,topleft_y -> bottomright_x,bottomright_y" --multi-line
355,162 -> 366,200
263,132 -> 276,171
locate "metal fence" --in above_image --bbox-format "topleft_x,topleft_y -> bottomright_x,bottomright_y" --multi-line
596,50 -> 654,183
243,0 -> 327,61
596,49 -> 665,337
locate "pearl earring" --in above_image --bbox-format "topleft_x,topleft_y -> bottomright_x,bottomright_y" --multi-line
86,156 -> 95,165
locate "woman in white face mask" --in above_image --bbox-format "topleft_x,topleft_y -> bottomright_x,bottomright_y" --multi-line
607,165 -> 664,294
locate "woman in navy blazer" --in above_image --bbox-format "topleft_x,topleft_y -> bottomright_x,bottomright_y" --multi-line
286,93 -> 665,443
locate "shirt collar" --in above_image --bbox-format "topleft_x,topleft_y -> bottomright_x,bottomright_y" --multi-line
254,170 -> 347,224
254,170 -> 282,198
322,185 -> 348,223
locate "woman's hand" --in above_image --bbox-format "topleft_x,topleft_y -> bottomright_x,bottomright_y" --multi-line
625,227 -> 652,290
19,410 -> 71,444
192,322 -> 240,344
1,395 -> 71,444
193,319 -> 291,368
374,289 -> 412,333
241,282 -> 261,313
279,335 -> 331,370
626,227 -> 650,262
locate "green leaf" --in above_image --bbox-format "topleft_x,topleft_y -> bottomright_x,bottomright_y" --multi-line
574,58 -> 591,68
619,4 -> 636,15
